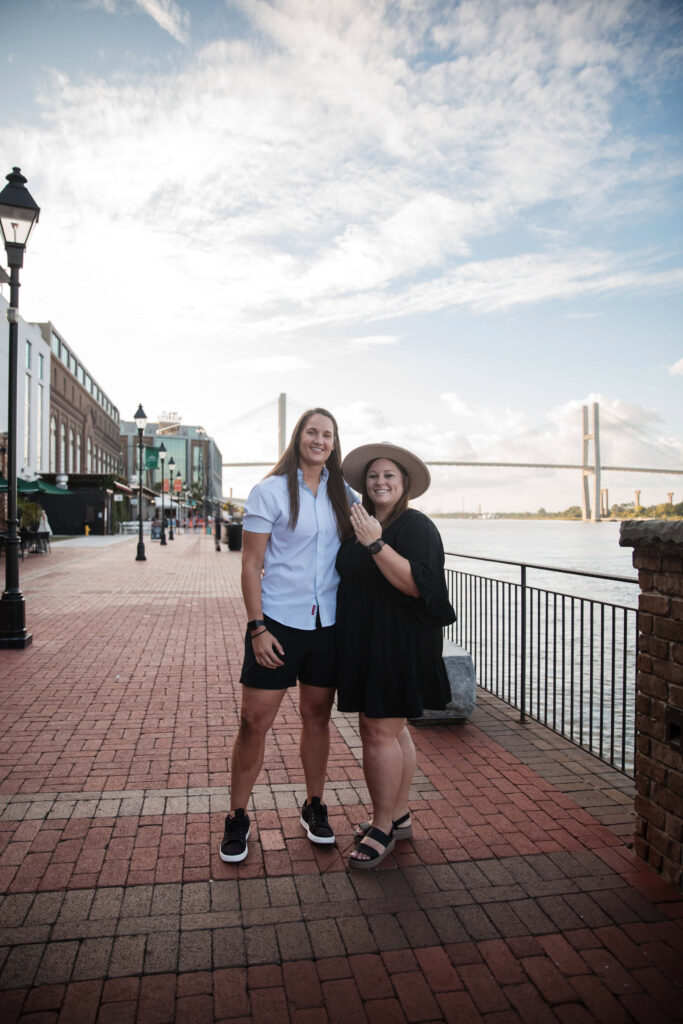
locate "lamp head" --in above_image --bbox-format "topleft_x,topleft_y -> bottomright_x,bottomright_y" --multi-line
159,443 -> 167,463
134,404 -> 147,431
0,168 -> 40,256
168,456 -> 175,471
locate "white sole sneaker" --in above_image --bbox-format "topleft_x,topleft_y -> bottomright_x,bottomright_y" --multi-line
219,824 -> 251,862
300,814 -> 336,845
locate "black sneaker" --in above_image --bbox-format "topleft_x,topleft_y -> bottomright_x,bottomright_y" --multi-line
219,809 -> 250,862
300,796 -> 335,845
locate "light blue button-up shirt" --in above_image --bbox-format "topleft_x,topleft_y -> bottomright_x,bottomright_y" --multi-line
243,469 -> 347,630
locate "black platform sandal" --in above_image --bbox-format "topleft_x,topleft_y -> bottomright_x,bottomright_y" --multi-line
354,812 -> 412,844
348,826 -> 395,871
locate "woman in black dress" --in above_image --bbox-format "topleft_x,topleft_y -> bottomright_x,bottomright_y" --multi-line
336,443 -> 455,869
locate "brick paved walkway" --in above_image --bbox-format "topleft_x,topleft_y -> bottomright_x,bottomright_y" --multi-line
0,534 -> 681,1023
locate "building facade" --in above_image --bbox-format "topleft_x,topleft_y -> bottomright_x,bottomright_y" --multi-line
0,294 -> 51,478
120,416 -> 223,505
36,322 -> 122,477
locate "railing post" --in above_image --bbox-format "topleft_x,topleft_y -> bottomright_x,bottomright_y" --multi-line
520,564 -> 526,722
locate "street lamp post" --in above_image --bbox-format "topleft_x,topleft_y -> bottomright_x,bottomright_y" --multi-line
134,404 -> 147,562
0,167 -> 40,649
159,443 -> 167,546
167,457 -> 175,540
174,472 -> 182,533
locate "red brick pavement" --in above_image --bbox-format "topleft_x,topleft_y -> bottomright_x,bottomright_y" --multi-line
0,534 -> 681,1022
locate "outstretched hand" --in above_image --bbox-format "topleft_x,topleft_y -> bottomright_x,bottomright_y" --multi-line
350,503 -> 382,547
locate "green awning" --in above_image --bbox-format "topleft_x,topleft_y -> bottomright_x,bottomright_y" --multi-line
0,475 -> 40,494
37,478 -> 72,495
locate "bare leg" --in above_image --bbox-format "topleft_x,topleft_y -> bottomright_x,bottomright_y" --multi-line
352,715 -> 405,861
299,684 -> 335,801
230,687 -> 285,810
393,725 -> 416,821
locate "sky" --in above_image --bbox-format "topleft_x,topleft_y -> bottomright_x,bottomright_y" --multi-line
0,0 -> 682,513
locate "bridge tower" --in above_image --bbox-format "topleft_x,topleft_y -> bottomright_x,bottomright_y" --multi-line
581,402 -> 601,522
278,393 -> 287,457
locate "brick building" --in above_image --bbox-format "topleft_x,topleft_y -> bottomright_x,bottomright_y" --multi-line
35,321 -> 122,477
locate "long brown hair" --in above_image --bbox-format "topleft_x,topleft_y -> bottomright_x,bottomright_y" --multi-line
361,458 -> 410,529
267,408 -> 352,539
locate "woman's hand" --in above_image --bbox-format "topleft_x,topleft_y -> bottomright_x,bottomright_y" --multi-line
350,503 -> 382,547
252,629 -> 285,668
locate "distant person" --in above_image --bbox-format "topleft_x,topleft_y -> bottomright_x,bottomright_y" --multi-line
38,510 -> 52,535
335,443 -> 455,870
220,408 -> 353,863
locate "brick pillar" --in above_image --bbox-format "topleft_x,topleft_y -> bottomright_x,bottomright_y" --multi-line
620,521 -> 683,890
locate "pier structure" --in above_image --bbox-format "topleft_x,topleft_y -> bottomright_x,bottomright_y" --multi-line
0,533 -> 681,1020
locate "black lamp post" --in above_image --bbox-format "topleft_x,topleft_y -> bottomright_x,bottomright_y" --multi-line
134,404 -> 147,562
159,443 -> 167,546
0,167 -> 40,649
167,457 -> 175,540
174,472 -> 182,532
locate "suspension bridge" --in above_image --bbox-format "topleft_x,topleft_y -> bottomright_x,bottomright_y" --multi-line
223,395 -> 683,521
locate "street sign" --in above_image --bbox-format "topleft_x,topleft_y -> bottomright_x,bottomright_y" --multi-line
144,447 -> 159,470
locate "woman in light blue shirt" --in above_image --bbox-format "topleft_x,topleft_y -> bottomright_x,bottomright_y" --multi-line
220,408 -> 353,863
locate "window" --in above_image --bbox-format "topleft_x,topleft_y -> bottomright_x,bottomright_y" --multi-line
76,432 -> 82,472
60,423 -> 66,472
69,428 -> 74,473
85,374 -> 92,393
87,436 -> 92,472
77,364 -> 85,385
38,353 -> 44,380
50,417 -> 56,472
37,385 -> 43,470
25,340 -> 31,369
60,344 -> 69,367
51,332 -> 60,356
24,374 -> 31,465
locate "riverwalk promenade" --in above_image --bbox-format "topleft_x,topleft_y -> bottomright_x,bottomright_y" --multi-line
0,533 -> 682,1023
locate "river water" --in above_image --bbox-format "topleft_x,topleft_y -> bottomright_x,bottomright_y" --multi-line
433,518 -> 638,608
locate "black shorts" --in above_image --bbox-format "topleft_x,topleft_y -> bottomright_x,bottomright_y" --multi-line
240,614 -> 337,690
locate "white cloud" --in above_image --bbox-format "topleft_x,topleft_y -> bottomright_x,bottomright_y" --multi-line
230,355 -> 309,374
8,0 -> 680,351
669,358 -> 683,376
87,0 -> 190,39
134,0 -> 190,43
346,335 -> 400,350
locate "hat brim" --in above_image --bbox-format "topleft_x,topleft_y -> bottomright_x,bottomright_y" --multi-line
342,443 -> 431,499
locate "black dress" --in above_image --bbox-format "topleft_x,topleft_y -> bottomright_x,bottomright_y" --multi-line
335,509 -> 456,718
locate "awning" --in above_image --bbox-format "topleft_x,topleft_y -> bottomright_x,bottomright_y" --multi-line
0,475 -> 40,494
114,480 -> 134,495
36,478 -> 73,495
0,476 -> 72,495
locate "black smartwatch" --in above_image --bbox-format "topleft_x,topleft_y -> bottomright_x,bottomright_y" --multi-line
365,539 -> 385,555
247,618 -> 266,632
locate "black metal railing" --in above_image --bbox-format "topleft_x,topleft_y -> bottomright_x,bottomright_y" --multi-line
444,552 -> 639,777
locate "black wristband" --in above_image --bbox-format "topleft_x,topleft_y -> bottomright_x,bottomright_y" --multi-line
247,618 -> 266,631
251,628 -> 268,638
366,539 -> 385,555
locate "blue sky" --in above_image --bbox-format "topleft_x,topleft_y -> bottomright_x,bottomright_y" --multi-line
1,0 -> 681,511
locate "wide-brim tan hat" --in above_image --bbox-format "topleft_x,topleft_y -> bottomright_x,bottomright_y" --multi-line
342,443 -> 431,499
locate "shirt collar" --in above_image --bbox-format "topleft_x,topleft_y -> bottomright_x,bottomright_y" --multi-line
297,466 -> 328,485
